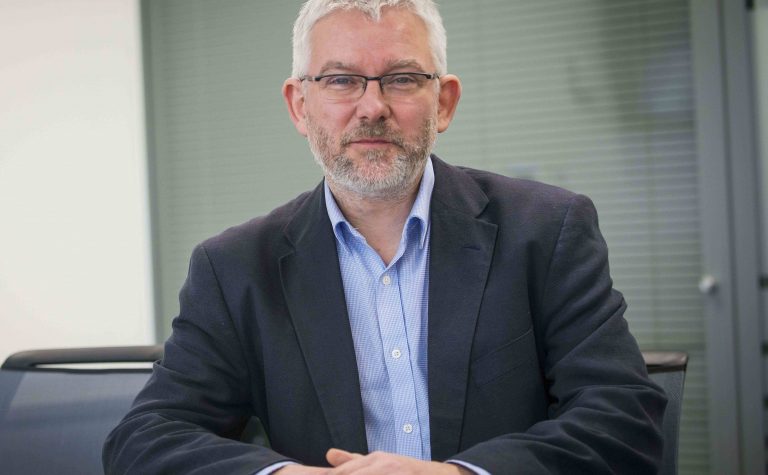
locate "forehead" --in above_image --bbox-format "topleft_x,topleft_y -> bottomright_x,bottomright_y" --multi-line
308,7 -> 433,73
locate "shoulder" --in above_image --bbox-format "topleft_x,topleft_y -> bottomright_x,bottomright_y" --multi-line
433,157 -> 593,227
458,165 -> 578,206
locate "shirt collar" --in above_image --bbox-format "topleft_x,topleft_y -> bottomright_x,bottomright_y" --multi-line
324,156 -> 434,252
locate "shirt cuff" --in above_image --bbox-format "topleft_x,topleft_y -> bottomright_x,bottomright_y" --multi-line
253,461 -> 297,475
447,459 -> 492,475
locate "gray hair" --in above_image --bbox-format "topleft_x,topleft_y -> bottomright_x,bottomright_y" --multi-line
291,0 -> 447,78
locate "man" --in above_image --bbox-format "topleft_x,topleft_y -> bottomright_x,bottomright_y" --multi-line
104,1 -> 666,473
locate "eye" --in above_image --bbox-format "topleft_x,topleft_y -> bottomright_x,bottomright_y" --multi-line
389,74 -> 418,85
322,75 -> 359,89
382,74 -> 425,92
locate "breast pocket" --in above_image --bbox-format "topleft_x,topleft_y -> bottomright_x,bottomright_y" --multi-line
471,327 -> 537,387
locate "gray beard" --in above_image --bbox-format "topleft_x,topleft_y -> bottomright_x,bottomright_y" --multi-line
306,117 -> 436,201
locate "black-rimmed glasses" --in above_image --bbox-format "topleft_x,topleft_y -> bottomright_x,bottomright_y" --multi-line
300,72 -> 439,101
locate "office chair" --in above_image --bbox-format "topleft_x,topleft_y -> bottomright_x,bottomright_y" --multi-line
0,345 -> 161,475
642,350 -> 689,475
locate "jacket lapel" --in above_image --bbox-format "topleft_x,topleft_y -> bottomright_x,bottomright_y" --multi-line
428,157 -> 498,460
278,183 -> 368,454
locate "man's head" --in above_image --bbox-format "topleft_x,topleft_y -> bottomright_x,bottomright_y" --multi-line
283,0 -> 461,200
290,0 -> 448,79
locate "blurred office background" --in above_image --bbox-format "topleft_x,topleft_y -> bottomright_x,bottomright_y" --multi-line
1,0 -> 767,473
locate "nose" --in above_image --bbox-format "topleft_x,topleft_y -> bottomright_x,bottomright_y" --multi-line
354,79 -> 391,122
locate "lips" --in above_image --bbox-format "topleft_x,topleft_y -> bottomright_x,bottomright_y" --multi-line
350,139 -> 392,145
344,134 -> 404,148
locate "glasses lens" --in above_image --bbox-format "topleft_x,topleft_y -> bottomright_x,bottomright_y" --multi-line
381,73 -> 428,95
319,75 -> 365,98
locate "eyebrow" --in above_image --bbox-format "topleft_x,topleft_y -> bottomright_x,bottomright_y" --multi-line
316,59 -> 429,76
385,59 -> 427,71
317,61 -> 356,75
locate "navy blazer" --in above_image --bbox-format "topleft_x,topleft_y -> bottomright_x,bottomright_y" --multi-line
104,156 -> 666,474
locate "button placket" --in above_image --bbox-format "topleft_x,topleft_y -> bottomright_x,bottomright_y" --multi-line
374,267 -> 422,456
333,206 -> 432,459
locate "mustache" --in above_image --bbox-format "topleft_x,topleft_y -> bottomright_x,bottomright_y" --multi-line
341,123 -> 404,147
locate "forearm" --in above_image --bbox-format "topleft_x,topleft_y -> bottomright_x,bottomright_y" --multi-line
104,412 -> 294,475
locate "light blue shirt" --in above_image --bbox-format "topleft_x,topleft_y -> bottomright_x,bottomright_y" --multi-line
326,159 -> 434,459
257,159 -> 488,474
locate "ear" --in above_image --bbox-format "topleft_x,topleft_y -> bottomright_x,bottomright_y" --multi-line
283,78 -> 308,136
436,74 -> 462,133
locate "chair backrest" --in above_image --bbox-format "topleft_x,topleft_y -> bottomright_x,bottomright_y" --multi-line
0,345 -> 162,475
642,351 -> 689,475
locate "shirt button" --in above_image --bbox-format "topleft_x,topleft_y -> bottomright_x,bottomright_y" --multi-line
403,423 -> 413,434
391,348 -> 402,359
382,275 -> 392,285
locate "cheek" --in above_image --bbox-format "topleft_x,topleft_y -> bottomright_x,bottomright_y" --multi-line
394,103 -> 437,134
315,112 -> 356,140
308,97 -> 354,121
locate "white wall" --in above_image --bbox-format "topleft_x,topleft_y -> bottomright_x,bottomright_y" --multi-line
0,0 -> 153,363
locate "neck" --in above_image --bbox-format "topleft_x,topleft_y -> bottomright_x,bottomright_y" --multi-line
328,177 -> 422,266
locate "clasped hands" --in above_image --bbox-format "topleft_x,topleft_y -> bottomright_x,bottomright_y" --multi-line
276,449 -> 472,474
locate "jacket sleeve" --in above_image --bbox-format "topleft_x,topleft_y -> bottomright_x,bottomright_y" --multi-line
451,194 -> 667,474
103,244 -> 294,474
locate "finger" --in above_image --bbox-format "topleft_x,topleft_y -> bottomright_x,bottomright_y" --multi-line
327,453 -> 385,474
326,448 -> 361,466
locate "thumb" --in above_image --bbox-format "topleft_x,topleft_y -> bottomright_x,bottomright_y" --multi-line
326,448 -> 360,466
